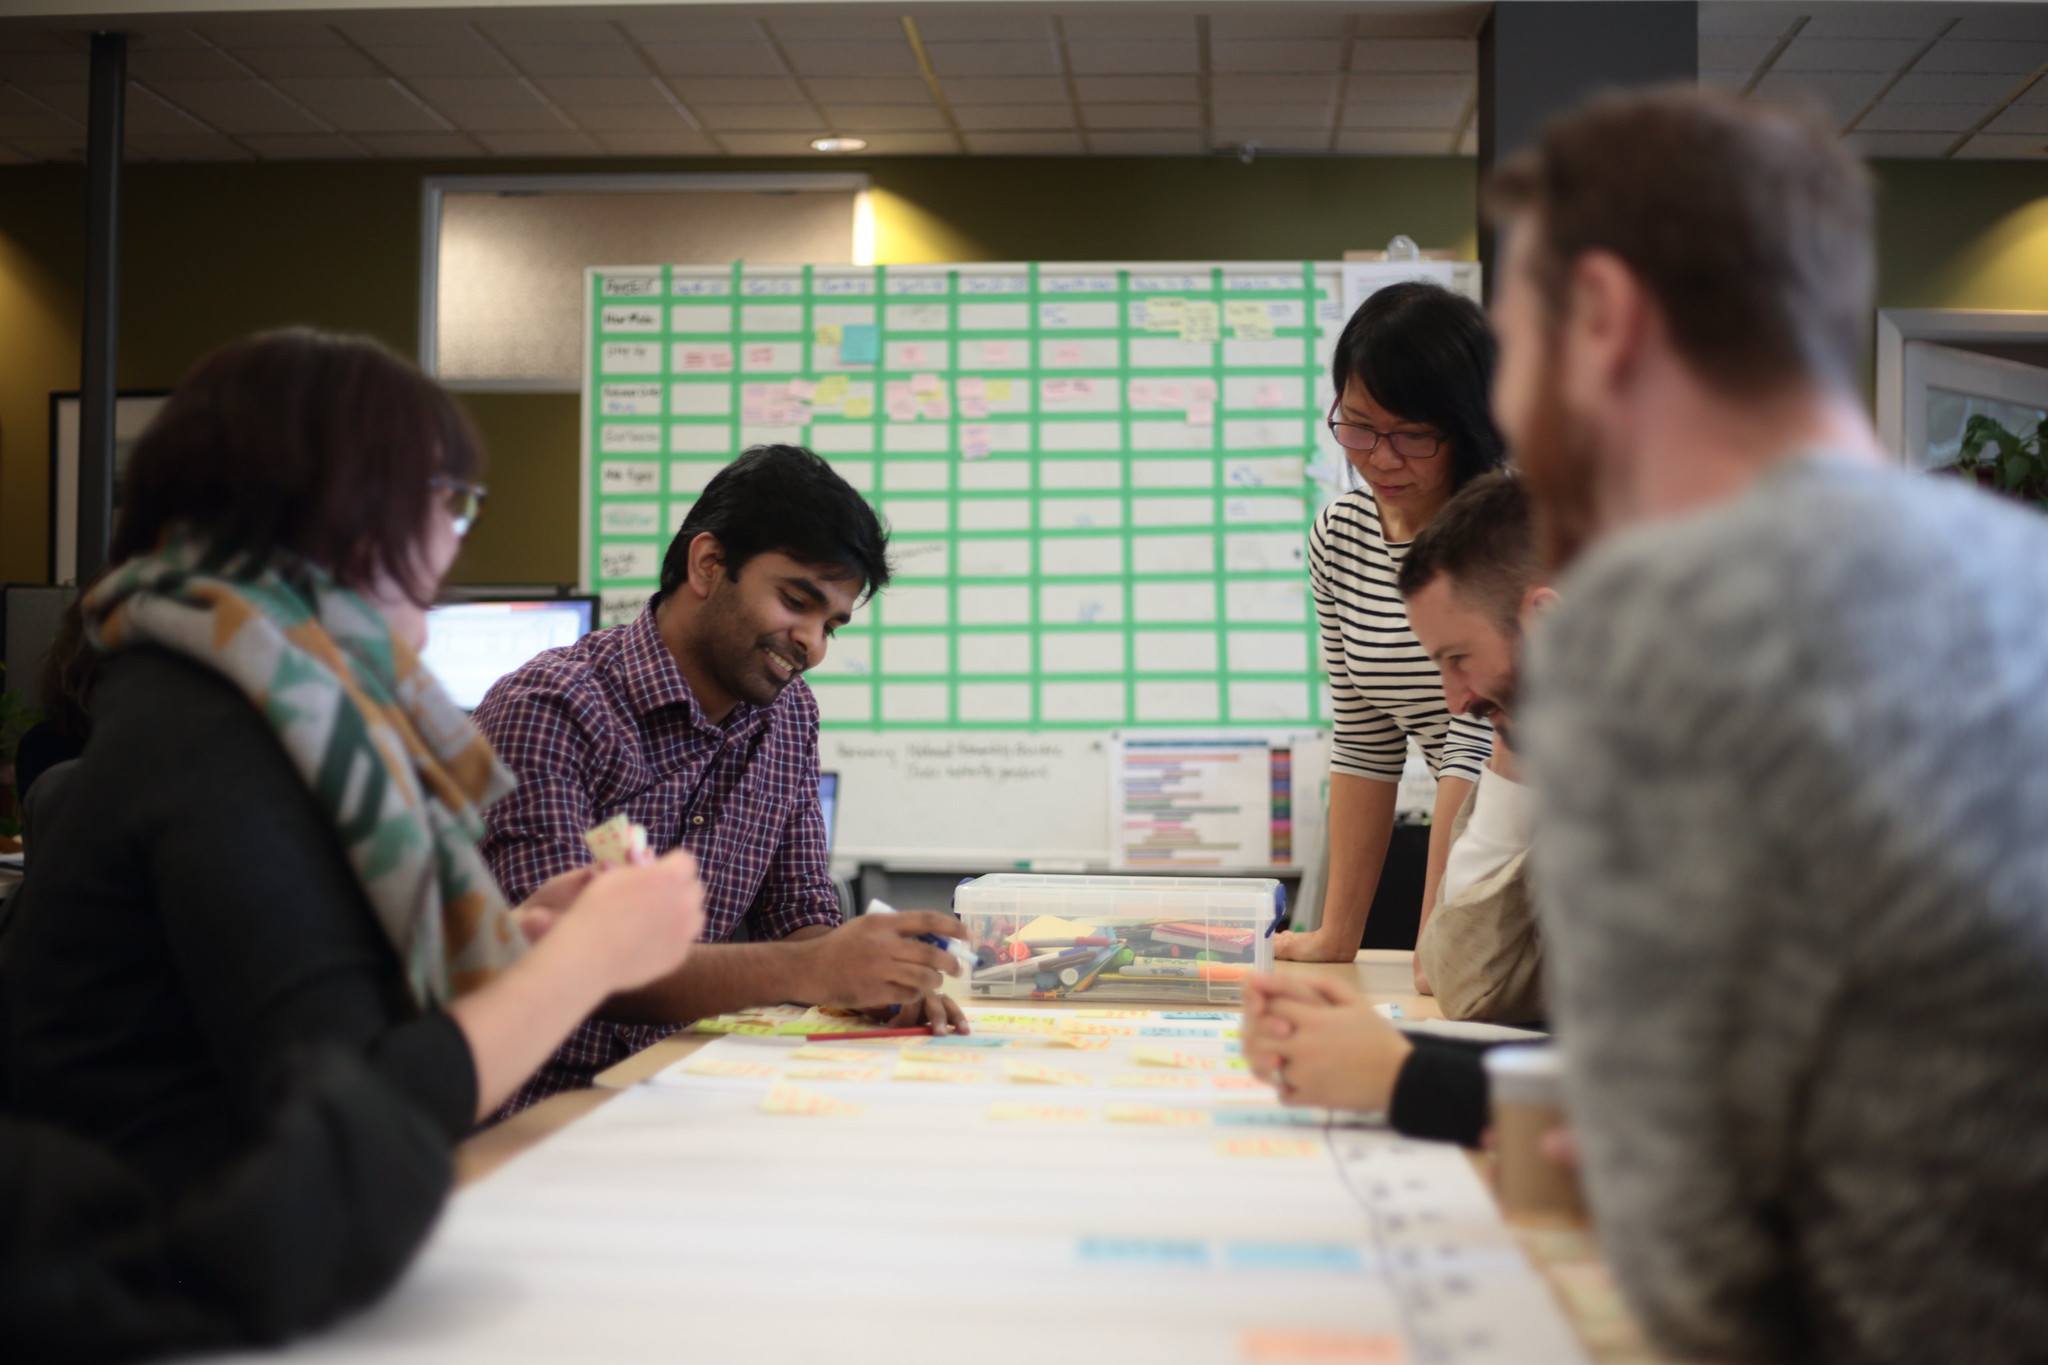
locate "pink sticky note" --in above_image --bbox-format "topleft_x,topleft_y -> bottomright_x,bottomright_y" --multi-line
901,343 -> 927,365
1187,402 -> 1215,427
747,345 -> 774,365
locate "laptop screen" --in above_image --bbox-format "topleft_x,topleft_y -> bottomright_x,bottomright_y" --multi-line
424,598 -> 596,710
817,771 -> 839,854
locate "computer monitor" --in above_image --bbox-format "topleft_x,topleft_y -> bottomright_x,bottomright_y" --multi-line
817,771 -> 839,854
423,597 -> 597,711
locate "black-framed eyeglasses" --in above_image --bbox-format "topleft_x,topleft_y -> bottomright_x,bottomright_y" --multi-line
431,476 -> 488,538
1326,408 -> 1445,461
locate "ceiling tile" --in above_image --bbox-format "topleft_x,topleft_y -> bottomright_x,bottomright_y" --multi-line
804,77 -> 931,103
358,131 -> 485,157
0,108 -> 79,138
924,41 -> 1063,77
1749,70 -> 1887,123
1458,125 -> 1476,156
193,20 -> 346,49
638,43 -> 787,77
1888,70 -> 2023,104
698,104 -> 827,132
1349,38 -> 1475,73
2023,80 -> 2048,108
1915,40 -> 2048,75
715,131 -> 817,154
1209,11 -> 1347,40
846,132 -> 958,154
1211,128 -> 1334,152
1087,130 -> 1203,154
127,133 -> 253,161
0,28 -> 84,53
1059,11 -> 1194,41
1951,9 -> 2048,41
271,76 -> 450,132
9,134 -> 88,160
1351,4 -> 1489,39
1986,104 -> 2048,135
497,44 -> 650,79
1335,128 -> 1453,154
407,77 -> 546,109
147,79 -> 329,134
533,76 -> 672,107
1084,103 -> 1203,129
233,46 -> 382,79
1799,3 -> 1953,40
1698,34 -> 1778,73
242,132 -> 359,159
1213,74 -> 1337,103
952,103 -> 1076,131
778,42 -> 918,77
475,129 -> 603,155
1211,40 -> 1341,74
964,130 -> 1083,153
1341,96 -> 1466,127
122,26 -> 214,52
0,54 -> 86,83
364,43 -> 513,79
940,76 -> 1069,104
670,76 -> 805,104
1844,130 -> 1959,157
8,83 -> 86,121
763,13 -> 903,43
125,86 -> 211,136
1342,73 -> 1468,101
558,104 -> 696,132
1072,75 -> 1198,102
1859,101 -> 1993,133
1697,3 -> 1803,38
1957,132 -> 2048,158
477,19 -> 619,48
446,103 -> 577,133
127,49 -> 249,82
0,144 -> 29,164
1772,37 -> 1925,73
594,129 -> 722,154
335,17 -> 488,47
1066,41 -> 1199,76
821,104 -> 950,132
615,15 -> 765,45
1213,102 -> 1333,128
914,15 -> 1054,42
1701,69 -> 1751,91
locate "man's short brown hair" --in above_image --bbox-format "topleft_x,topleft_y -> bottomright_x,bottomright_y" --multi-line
1397,471 -> 1535,630
1485,84 -> 1873,396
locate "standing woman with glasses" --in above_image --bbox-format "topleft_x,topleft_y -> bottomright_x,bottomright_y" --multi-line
1275,283 -> 1507,983
0,330 -> 707,1346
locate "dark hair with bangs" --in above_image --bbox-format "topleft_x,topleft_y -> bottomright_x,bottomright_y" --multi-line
659,444 -> 891,602
112,328 -> 480,606
1330,281 -> 1506,492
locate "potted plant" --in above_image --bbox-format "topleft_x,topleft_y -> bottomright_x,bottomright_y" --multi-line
1948,414 -> 2048,514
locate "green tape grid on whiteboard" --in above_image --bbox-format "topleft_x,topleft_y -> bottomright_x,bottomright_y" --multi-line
588,263 -> 1329,730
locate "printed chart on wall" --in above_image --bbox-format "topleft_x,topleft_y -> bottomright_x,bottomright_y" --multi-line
583,260 -> 1366,732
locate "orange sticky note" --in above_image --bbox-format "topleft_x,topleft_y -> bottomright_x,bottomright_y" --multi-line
682,1057 -> 781,1080
987,1102 -> 1091,1123
1217,1137 -> 1319,1159
1003,1060 -> 1091,1087
760,1086 -> 863,1118
1106,1104 -> 1210,1126
1239,1329 -> 1404,1362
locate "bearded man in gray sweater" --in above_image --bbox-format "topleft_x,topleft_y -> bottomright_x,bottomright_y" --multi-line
1487,87 -> 2048,1364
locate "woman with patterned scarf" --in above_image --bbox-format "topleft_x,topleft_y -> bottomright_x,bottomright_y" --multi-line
0,330 -> 706,1352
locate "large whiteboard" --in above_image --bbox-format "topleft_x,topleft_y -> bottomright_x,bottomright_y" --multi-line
581,260 -> 1477,863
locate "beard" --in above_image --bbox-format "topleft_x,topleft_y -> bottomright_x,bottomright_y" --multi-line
1515,347 -> 1604,577
699,584 -> 801,707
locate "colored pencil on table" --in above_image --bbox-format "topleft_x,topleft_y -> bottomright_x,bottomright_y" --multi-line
803,1027 -> 936,1042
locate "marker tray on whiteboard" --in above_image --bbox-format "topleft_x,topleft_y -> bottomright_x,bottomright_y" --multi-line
954,874 -> 1282,1003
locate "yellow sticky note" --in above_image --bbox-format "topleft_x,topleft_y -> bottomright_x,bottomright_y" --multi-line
785,1065 -> 882,1082
815,322 -> 844,345
760,1086 -> 863,1118
988,1102 -> 1091,1123
894,1061 -> 983,1084
1212,1075 -> 1266,1092
1217,1137 -> 1319,1159
1036,1035 -> 1112,1052
1225,300 -> 1268,325
815,373 -> 850,405
1106,1104 -> 1210,1126
1058,1022 -> 1137,1038
972,1013 -> 1062,1035
1004,1060 -> 1091,1087
1074,1009 -> 1149,1019
683,1057 -> 781,1080
985,378 -> 1014,402
901,1046 -> 985,1065
1143,296 -> 1187,331
843,395 -> 873,419
1134,1045 -> 1218,1071
792,1044 -> 882,1063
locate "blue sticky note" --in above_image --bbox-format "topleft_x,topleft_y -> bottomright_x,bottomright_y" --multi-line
840,322 -> 879,365
1213,1107 -> 1328,1128
1163,1011 -> 1231,1021
1140,1026 -> 1220,1039
1078,1237 -> 1210,1268
1225,1242 -> 1365,1273
922,1035 -> 1009,1048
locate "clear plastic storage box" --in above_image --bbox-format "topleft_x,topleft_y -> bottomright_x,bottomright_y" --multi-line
952,873 -> 1284,1004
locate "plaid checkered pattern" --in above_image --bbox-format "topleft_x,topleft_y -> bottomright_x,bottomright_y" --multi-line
474,604 -> 841,1117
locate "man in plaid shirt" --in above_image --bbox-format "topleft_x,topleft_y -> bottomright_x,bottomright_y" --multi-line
476,445 -> 967,1117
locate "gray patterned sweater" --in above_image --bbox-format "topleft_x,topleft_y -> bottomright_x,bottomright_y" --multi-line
1523,455 -> 2048,1364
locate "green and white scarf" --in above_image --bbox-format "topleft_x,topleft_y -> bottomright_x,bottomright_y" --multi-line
86,537 -> 526,1006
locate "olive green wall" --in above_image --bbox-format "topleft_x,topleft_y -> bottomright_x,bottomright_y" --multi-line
5,153 -> 2048,588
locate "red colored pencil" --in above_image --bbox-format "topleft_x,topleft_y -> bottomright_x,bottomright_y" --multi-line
803,1027 -> 936,1042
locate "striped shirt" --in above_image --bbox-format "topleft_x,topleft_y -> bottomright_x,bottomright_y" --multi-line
474,605 -> 842,1117
1310,489 -> 1492,783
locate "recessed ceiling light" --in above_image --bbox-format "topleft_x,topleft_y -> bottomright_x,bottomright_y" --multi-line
810,136 -> 867,153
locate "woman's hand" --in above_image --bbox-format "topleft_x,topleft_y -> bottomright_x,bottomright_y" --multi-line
514,865 -> 597,944
1272,929 -> 1357,963
1243,972 -> 1412,1112
550,848 -> 707,990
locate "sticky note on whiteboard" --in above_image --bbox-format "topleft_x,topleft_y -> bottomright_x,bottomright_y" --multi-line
840,322 -> 879,365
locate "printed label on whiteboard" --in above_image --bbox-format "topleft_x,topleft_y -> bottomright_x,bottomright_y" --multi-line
599,588 -> 648,626
601,502 -> 664,535
601,383 -> 662,416
600,462 -> 661,493
600,305 -> 661,332
601,274 -> 661,298
599,543 -> 662,581
599,424 -> 661,453
601,341 -> 660,374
